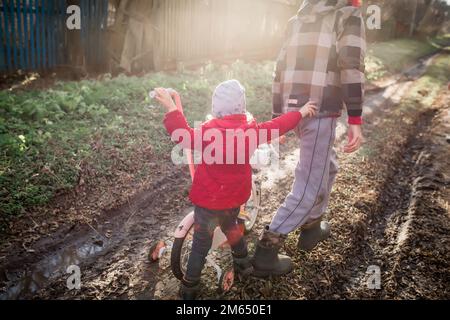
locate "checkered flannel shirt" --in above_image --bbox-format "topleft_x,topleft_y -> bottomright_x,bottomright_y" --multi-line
273,0 -> 366,125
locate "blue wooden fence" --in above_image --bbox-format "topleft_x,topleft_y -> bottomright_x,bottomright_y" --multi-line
79,0 -> 108,71
0,0 -> 108,73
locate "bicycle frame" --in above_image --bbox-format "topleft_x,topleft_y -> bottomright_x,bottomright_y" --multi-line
174,94 -> 196,181
174,210 -> 229,248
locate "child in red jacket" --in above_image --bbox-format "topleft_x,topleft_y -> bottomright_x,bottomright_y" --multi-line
154,80 -> 316,299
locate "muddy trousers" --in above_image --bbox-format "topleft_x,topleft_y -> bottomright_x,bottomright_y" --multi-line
185,206 -> 248,282
270,117 -> 338,235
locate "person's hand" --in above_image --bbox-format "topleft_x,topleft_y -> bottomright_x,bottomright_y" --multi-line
154,88 -> 177,113
168,89 -> 183,113
299,101 -> 318,118
344,125 -> 363,153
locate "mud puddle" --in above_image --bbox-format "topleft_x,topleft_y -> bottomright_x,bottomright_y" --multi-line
1,238 -> 108,300
0,169 -> 191,299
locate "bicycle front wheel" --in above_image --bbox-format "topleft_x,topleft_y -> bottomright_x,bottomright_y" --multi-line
171,224 -> 195,281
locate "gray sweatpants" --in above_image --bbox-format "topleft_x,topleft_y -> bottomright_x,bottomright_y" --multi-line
270,117 -> 338,235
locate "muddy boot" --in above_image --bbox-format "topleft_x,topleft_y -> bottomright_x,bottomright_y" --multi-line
297,218 -> 331,252
251,227 -> 293,278
233,254 -> 254,276
180,278 -> 201,300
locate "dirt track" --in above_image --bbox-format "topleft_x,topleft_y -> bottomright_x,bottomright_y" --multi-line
0,55 -> 449,300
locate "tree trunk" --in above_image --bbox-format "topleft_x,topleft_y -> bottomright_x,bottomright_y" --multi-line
409,0 -> 418,37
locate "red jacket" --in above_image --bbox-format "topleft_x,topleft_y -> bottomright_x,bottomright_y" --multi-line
164,110 -> 302,210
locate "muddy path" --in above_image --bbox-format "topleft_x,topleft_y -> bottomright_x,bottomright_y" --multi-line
0,53 -> 448,300
0,168 -> 193,300
347,96 -> 450,299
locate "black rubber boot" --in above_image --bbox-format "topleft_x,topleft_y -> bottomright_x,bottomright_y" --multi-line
297,218 -> 331,252
233,254 -> 254,276
251,227 -> 293,278
180,278 -> 201,300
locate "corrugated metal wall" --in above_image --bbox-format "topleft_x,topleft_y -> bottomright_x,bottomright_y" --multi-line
150,0 -> 299,70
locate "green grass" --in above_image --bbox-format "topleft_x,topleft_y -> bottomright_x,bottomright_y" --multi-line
0,38 -> 445,228
366,38 -> 438,81
430,33 -> 450,51
409,55 -> 450,105
0,61 -> 275,224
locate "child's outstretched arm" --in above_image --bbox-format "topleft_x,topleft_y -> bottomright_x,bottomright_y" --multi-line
257,102 -> 317,145
154,88 -> 197,150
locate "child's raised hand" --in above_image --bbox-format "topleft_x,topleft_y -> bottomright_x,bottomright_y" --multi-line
168,89 -> 183,113
154,88 -> 178,113
299,101 -> 318,118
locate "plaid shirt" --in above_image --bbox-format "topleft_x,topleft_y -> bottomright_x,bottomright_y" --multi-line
273,0 -> 366,125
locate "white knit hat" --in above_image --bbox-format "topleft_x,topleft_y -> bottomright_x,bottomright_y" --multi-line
212,80 -> 246,118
